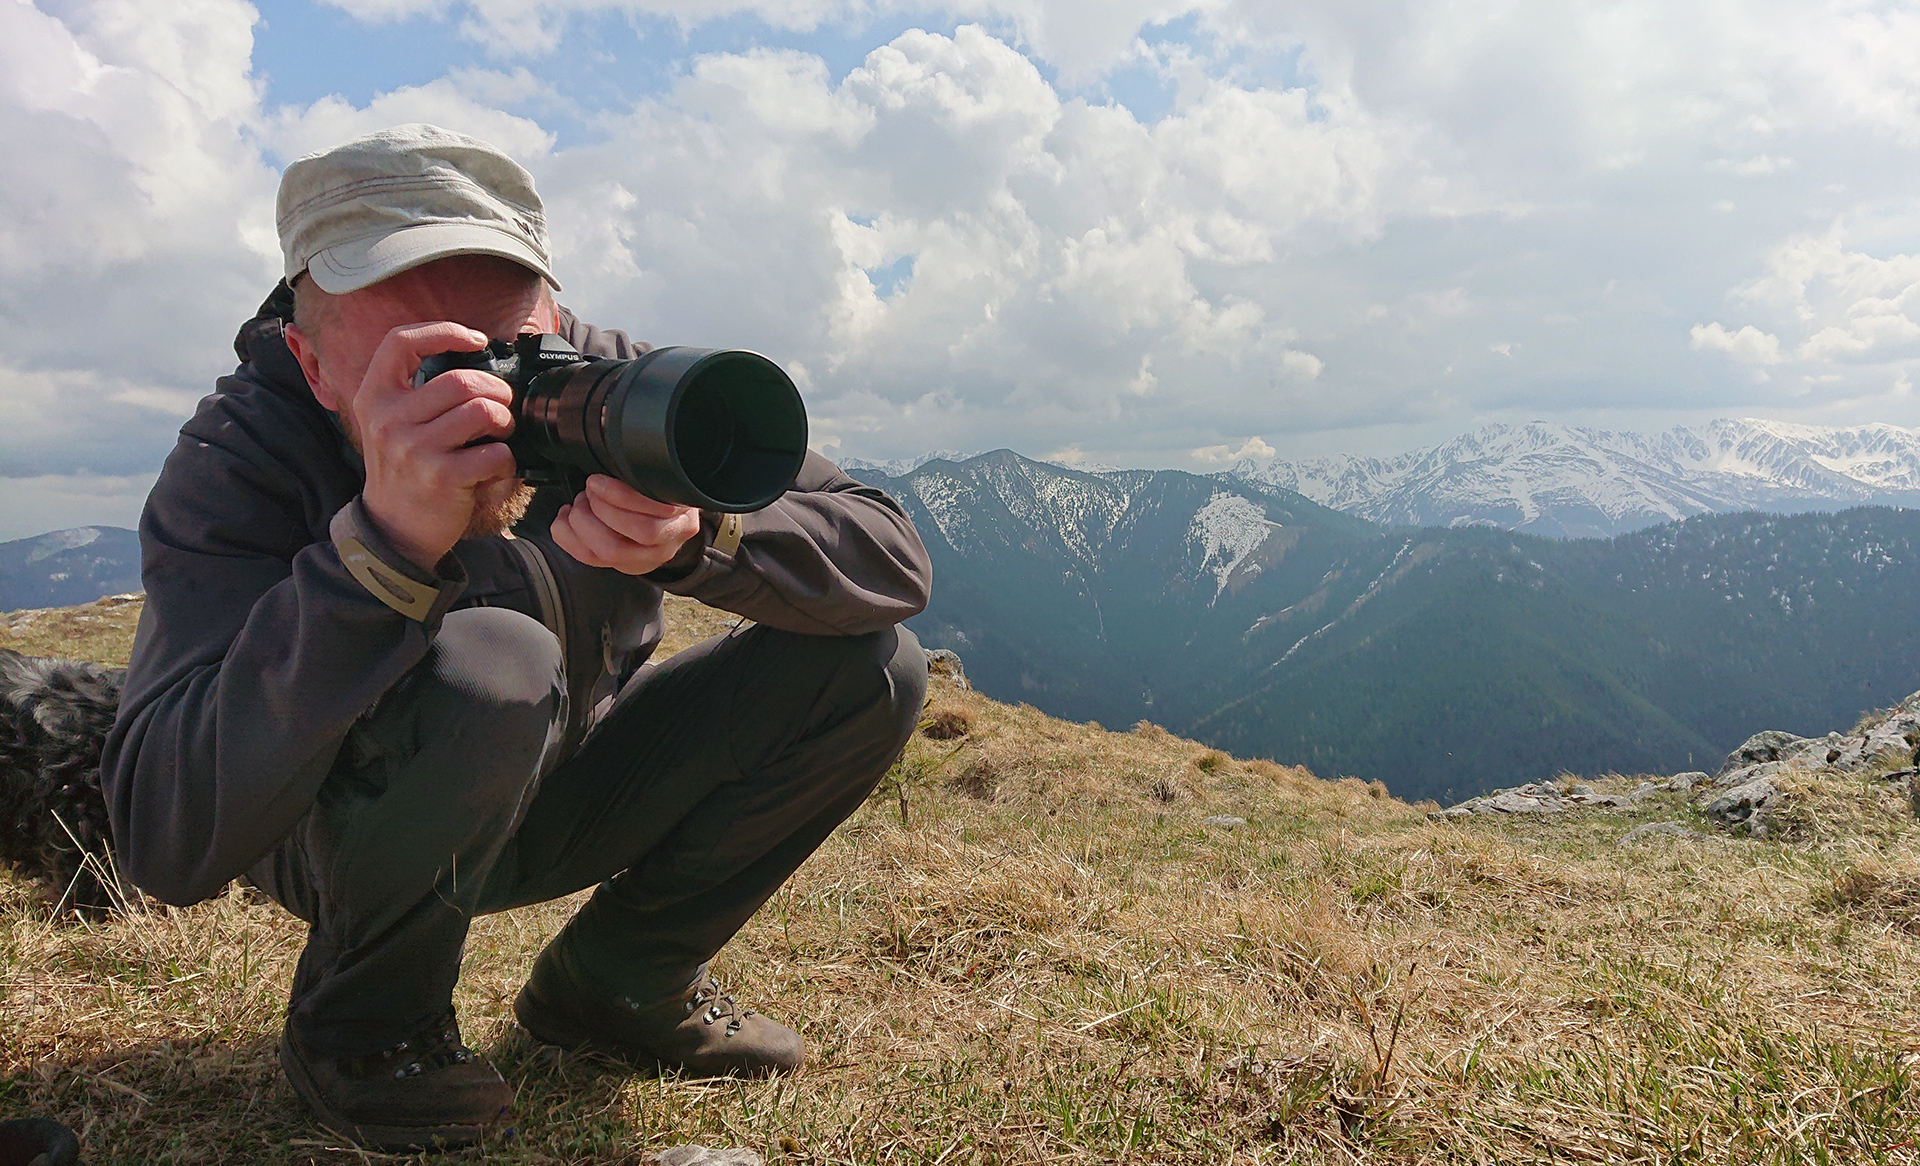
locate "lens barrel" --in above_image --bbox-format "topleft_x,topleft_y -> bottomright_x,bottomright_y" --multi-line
517,346 -> 807,513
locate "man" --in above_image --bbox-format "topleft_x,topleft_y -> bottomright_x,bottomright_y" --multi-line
100,124 -> 932,1151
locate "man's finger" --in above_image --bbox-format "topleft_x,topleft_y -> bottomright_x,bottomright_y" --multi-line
387,369 -> 515,429
415,395 -> 517,453
582,474 -> 693,519
588,491 -> 701,550
551,505 -> 609,568
559,497 -> 638,564
357,321 -> 490,410
432,441 -> 519,490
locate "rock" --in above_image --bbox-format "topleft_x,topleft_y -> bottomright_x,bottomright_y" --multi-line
1715,730 -> 1811,778
1703,775 -> 1786,837
1480,789 -> 1565,814
1431,765 -> 1767,824
1431,781 -> 1591,818
1441,690 -> 1920,842
1569,792 -> 1631,808
1629,772 -> 1704,802
1202,815 -> 1248,829
651,1148 -> 766,1166
1710,758 -> 1798,790
925,648 -> 969,690
1619,821 -> 1708,845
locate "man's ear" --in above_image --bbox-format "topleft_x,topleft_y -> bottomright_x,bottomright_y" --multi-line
283,323 -> 340,412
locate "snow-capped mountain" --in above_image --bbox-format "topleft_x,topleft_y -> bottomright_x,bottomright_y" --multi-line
0,526 -> 141,610
1232,419 -> 1920,538
839,450 -> 978,477
848,449 -> 1920,803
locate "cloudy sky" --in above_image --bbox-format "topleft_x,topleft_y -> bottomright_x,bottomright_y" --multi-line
3,0 -> 1919,538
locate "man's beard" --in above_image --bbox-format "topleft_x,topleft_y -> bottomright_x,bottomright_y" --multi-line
465,478 -> 537,540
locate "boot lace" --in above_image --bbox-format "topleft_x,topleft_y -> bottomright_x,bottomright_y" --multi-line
364,1009 -> 477,1079
627,975 -> 758,1038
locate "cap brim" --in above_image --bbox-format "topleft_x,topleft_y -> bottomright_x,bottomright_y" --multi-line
304,221 -> 561,294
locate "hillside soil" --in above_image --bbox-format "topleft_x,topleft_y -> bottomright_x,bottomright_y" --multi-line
6,597 -> 1920,1162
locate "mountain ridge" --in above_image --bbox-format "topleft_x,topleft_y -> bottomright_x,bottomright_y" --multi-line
851,449 -> 1920,803
850,417 -> 1920,538
1232,417 -> 1920,537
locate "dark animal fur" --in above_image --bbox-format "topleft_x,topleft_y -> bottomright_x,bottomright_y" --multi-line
0,650 -> 123,913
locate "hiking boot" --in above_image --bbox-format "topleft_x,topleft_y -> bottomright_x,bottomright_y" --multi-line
514,938 -> 803,1076
279,1008 -> 514,1151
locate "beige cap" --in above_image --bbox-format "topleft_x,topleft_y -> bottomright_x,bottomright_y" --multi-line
276,123 -> 561,294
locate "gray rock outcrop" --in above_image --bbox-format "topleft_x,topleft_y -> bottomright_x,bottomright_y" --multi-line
1431,779 -> 1641,819
1430,689 -> 1920,840
1693,693 -> 1920,837
1702,773 -> 1788,837
925,648 -> 969,689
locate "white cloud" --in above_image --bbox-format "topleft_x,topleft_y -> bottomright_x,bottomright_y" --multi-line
1690,323 -> 1782,366
268,73 -> 557,161
1715,154 -> 1794,176
1699,226 -> 1920,387
0,0 -> 279,494
0,472 -> 156,541
1190,435 -> 1275,464
526,24 -> 1416,458
14,0 -> 1920,535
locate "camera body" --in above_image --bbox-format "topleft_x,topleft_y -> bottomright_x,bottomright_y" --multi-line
416,333 -> 807,513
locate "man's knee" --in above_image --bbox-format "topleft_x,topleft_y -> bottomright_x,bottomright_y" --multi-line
428,607 -> 567,714
879,625 -> 929,743
361,607 -> 566,783
788,624 -> 927,751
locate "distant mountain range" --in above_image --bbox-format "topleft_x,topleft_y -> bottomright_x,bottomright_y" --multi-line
0,526 -> 141,612
1232,418 -> 1920,538
851,451 -> 1920,802
852,418 -> 1920,539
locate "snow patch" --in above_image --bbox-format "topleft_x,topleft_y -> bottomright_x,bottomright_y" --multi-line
25,526 -> 102,563
1189,493 -> 1282,601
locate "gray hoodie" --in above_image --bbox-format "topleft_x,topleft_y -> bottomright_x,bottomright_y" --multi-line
102,282 -> 931,905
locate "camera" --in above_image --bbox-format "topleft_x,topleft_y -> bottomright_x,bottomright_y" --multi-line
415,334 -> 808,513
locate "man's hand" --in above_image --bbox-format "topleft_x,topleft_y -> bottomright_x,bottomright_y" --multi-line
348,322 -> 518,572
552,474 -> 703,576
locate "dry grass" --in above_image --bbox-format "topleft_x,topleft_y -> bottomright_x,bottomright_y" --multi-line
7,597 -> 1920,1161
1,594 -> 144,663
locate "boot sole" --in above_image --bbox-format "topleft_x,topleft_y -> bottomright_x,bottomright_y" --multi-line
279,1028 -> 499,1151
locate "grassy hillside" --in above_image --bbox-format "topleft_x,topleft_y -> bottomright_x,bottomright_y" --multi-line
8,597 -> 1920,1162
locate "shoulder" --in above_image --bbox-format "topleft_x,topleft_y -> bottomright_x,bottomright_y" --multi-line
150,291 -> 356,555
556,305 -> 652,361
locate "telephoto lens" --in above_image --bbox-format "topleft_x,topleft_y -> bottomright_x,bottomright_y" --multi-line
417,335 -> 808,513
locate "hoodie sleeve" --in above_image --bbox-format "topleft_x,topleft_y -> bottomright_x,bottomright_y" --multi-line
100,375 -> 465,907
644,451 -> 932,634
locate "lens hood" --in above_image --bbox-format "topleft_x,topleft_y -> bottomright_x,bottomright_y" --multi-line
589,347 -> 807,513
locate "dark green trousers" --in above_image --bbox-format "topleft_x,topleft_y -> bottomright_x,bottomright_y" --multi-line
250,608 -> 927,1057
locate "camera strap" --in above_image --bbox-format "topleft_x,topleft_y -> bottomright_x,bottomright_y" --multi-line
505,535 -> 568,673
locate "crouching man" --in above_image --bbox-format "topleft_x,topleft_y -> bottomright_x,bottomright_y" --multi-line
101,124 -> 931,1151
